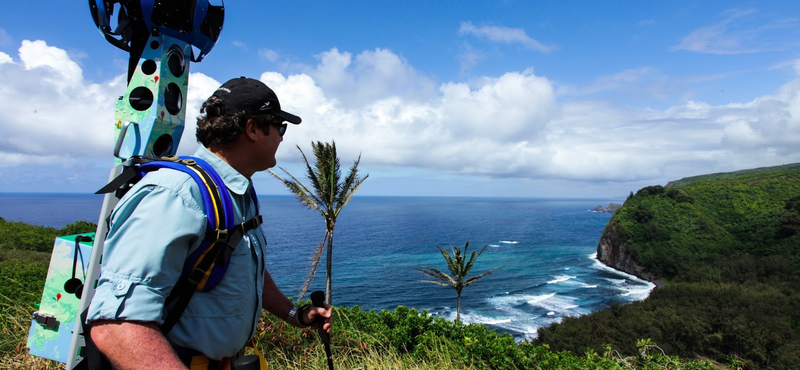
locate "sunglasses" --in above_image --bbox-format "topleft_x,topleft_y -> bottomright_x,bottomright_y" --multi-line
271,122 -> 287,137
259,114 -> 287,137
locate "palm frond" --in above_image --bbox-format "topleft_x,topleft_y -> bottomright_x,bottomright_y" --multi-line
333,174 -> 368,219
269,167 -> 323,212
312,141 -> 340,206
335,153 -> 368,206
413,267 -> 457,286
439,245 -> 464,278
417,280 -> 452,287
415,241 -> 504,320
463,264 -> 506,287
298,144 -> 325,202
298,234 -> 328,299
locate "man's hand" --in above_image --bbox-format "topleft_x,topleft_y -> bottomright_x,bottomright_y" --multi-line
302,304 -> 333,333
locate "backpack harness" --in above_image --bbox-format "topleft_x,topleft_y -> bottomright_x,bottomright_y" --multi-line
80,155 -> 264,369
143,156 -> 263,332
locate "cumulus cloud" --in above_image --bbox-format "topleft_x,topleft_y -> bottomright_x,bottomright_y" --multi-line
308,48 -> 439,108
459,22 -> 556,53
0,40 -> 121,167
1,40 -> 799,193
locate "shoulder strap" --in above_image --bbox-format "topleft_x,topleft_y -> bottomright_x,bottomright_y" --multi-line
139,156 -> 234,233
149,156 -> 262,334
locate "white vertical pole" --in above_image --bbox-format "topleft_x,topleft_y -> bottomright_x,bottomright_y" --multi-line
65,165 -> 121,369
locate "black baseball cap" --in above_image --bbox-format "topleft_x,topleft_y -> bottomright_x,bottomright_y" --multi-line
211,77 -> 302,124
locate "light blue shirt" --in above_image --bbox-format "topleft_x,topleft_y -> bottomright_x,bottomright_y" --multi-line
87,147 -> 267,360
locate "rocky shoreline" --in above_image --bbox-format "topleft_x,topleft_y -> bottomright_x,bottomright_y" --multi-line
596,222 -> 663,288
591,203 -> 622,213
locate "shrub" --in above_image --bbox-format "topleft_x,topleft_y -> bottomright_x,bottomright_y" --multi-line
636,185 -> 665,197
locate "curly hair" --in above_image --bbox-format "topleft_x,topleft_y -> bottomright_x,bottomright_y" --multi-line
196,95 -> 273,147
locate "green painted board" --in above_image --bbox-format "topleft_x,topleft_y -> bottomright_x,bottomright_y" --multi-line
27,233 -> 95,364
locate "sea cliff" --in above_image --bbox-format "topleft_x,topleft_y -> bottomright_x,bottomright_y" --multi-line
595,222 -> 657,283
537,164 -> 800,369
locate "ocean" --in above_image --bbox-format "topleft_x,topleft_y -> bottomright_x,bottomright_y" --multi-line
0,193 -> 654,341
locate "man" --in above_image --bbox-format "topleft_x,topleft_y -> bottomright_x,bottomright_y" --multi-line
87,77 -> 332,369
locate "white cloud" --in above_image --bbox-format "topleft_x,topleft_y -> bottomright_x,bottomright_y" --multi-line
558,67 -> 658,96
178,72 -> 227,155
672,8 -> 800,54
0,40 -> 121,167
308,48 -> 438,108
2,40 -> 799,194
557,68 -> 743,104
231,40 -> 249,51
259,48 -> 279,62
0,28 -> 12,46
20,40 -> 84,87
459,22 -> 556,53
457,44 -> 482,76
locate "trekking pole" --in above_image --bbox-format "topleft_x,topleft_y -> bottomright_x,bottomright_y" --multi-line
310,291 -> 334,370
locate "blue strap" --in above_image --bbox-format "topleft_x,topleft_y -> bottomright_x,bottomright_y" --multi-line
139,159 -> 225,232
139,156 -> 238,233
181,156 -> 235,231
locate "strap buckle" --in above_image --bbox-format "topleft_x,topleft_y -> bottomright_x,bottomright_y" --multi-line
211,229 -> 228,243
186,266 -> 209,286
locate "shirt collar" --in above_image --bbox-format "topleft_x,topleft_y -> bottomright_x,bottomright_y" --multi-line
194,146 -> 252,195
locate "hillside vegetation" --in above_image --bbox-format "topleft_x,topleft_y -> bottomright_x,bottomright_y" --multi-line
535,165 -> 800,369
0,217 -> 714,369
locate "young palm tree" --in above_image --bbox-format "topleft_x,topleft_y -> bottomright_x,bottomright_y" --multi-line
269,141 -> 368,305
414,242 -> 504,321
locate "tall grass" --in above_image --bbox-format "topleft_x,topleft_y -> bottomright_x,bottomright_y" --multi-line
1,276 -> 62,370
3,288 -> 721,370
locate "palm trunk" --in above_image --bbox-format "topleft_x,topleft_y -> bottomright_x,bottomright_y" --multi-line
325,229 -> 334,305
456,291 -> 462,322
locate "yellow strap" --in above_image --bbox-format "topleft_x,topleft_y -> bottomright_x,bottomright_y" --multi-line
193,242 -> 219,291
188,356 -> 206,370
246,339 -> 269,370
183,164 -> 223,230
188,355 -> 231,370
186,340 -> 267,370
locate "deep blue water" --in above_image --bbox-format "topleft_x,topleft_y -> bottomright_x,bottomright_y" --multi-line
0,193 -> 652,340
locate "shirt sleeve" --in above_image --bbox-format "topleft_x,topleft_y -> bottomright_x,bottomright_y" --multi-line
86,182 -> 206,324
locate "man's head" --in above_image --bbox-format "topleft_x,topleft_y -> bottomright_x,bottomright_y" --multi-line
196,77 -> 301,147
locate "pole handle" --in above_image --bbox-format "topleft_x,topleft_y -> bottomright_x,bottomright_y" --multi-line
309,291 -> 329,343
310,291 -> 334,370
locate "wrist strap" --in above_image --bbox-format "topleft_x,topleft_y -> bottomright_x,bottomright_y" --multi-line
297,305 -> 313,327
287,306 -> 298,322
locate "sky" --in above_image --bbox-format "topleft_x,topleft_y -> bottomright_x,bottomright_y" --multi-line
1,1 -> 799,198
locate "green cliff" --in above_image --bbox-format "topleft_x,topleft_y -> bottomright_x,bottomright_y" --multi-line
537,164 -> 800,370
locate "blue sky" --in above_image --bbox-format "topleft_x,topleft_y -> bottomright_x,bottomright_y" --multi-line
1,1 -> 799,198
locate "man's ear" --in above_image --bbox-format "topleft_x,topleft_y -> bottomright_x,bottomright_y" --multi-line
244,118 -> 261,141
